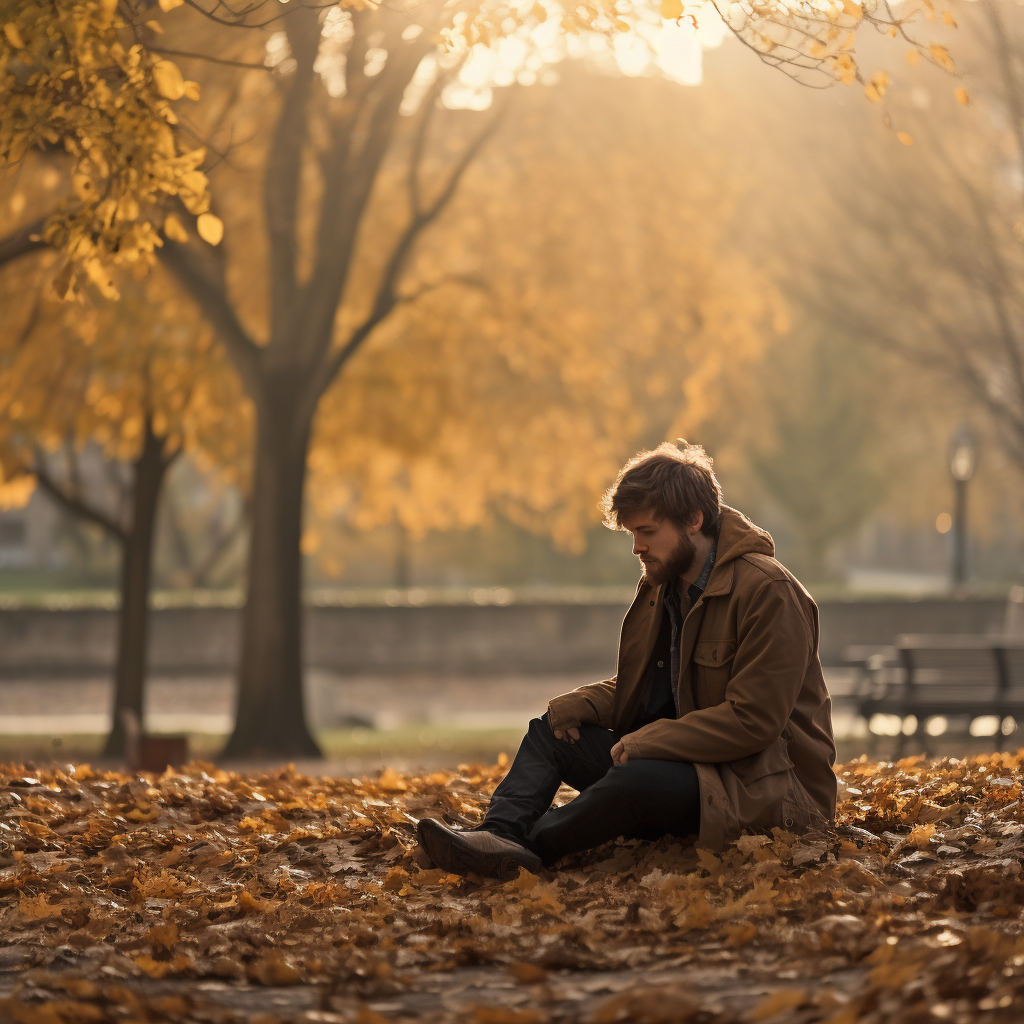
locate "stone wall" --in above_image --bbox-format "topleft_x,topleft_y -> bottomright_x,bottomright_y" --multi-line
0,597 -> 1009,677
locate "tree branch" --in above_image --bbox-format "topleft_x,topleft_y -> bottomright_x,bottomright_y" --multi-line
31,455 -> 128,544
263,5 -> 321,346
157,238 -> 262,396
148,45 -> 271,71
300,27 -> 435,367
302,99 -> 508,417
0,217 -> 48,268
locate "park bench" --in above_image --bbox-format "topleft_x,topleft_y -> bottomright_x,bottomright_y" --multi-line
847,634 -> 1024,755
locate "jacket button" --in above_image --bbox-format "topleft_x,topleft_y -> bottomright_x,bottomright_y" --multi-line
650,600 -> 655,606
707,795 -> 713,805
657,661 -> 664,668
784,817 -> 794,828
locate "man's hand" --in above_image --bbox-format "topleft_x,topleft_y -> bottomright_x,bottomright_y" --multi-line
553,726 -> 580,744
610,740 -> 628,765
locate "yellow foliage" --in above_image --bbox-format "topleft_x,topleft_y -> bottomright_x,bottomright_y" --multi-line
0,0 -> 955,311
163,214 -> 189,243
152,59 -> 185,100
864,71 -> 889,103
0,0 -> 215,297
304,75 -> 777,553
196,212 -> 223,246
928,42 -> 956,72
0,256 -> 251,496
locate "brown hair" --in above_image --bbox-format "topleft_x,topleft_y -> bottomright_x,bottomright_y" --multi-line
601,441 -> 722,538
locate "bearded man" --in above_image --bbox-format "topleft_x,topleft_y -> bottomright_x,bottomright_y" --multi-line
417,442 -> 836,878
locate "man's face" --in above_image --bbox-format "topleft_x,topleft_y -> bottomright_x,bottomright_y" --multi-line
621,510 -> 697,587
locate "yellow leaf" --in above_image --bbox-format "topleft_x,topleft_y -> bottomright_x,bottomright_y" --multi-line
19,894 -> 63,921
145,922 -> 179,948
928,43 -> 956,72
907,49 -> 919,66
356,1009 -> 394,1024
955,86 -> 969,105
841,0 -> 862,20
473,1009 -> 547,1024
378,767 -> 407,792
942,10 -> 956,27
750,989 -> 807,1021
196,213 -> 224,246
239,889 -> 276,914
507,962 -> 549,983
152,59 -> 185,100
724,920 -> 758,946
163,214 -> 189,243
135,953 -> 172,978
183,80 -> 201,101
250,951 -> 302,986
897,131 -> 914,146
158,0 -> 184,10
145,20 -> 164,33
907,822 -> 936,848
864,71 -> 889,103
659,0 -> 683,19
696,848 -> 721,873
3,22 -> 25,48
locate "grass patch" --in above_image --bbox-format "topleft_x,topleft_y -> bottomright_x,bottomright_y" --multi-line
0,725 -> 525,768
318,725 -> 524,763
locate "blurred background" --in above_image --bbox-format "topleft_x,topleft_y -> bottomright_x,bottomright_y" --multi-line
1,0 -> 1021,769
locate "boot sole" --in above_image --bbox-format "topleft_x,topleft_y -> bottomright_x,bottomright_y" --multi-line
417,818 -> 541,880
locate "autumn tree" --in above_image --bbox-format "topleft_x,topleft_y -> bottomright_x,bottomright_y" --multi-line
306,66 -> 784,556
0,240 -> 249,755
1,0 -> 951,757
794,1 -> 1024,477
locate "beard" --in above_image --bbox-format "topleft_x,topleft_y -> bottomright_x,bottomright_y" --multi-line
640,531 -> 698,587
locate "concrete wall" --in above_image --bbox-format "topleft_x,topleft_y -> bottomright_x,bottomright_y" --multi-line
0,597 -> 1009,678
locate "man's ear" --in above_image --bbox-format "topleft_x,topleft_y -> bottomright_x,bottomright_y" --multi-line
687,511 -> 704,536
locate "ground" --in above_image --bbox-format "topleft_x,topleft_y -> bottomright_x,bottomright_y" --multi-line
2,753 -> 1024,1024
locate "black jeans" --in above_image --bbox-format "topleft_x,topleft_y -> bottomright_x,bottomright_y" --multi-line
481,713 -> 701,865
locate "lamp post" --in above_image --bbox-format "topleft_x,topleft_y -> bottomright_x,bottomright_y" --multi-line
949,425 -> 977,588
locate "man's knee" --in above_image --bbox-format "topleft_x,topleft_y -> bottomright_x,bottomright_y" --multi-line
532,714 -> 554,739
603,759 -> 659,791
525,714 -> 562,753
602,759 -> 697,798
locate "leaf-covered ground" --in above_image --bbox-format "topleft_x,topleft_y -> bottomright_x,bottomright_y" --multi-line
2,752 -> 1024,1024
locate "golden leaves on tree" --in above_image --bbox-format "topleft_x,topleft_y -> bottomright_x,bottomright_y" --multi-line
0,256 -> 251,504
0,0 -> 212,297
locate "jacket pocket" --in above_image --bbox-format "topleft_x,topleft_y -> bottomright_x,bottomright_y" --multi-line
693,639 -> 736,706
729,736 -> 794,787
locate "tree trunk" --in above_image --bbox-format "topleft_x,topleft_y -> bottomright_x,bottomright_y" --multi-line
222,386 -> 321,758
103,422 -> 173,757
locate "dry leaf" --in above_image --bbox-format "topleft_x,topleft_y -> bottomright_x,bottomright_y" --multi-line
196,213 -> 224,246
152,60 -> 185,101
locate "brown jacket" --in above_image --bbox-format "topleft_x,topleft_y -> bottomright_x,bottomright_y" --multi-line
548,506 -> 836,852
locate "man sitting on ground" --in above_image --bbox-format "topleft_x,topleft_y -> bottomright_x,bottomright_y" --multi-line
417,442 -> 836,878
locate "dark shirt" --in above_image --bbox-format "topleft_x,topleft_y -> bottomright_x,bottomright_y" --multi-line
631,538 -> 718,730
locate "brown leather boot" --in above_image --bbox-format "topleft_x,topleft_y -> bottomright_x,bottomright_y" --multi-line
416,818 -> 542,879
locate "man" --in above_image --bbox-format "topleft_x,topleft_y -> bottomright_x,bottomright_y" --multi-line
417,442 -> 836,879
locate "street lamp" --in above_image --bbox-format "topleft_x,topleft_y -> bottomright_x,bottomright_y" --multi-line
948,425 -> 977,588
